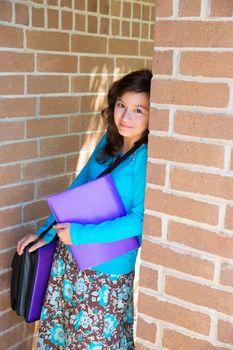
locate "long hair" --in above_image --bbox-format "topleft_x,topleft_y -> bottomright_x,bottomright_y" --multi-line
97,68 -> 152,163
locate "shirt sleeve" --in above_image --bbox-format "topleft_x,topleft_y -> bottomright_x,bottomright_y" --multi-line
70,148 -> 147,245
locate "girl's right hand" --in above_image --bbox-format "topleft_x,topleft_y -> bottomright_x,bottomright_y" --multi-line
17,234 -> 46,255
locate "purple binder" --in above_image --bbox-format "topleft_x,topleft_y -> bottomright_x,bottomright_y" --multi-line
47,174 -> 140,269
26,240 -> 57,322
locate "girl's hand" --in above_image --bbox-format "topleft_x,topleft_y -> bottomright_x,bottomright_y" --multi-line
53,223 -> 72,245
17,234 -> 46,255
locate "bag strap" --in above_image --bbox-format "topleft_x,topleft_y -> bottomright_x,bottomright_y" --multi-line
34,142 -> 142,243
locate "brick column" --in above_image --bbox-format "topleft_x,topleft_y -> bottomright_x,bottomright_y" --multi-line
136,0 -> 233,349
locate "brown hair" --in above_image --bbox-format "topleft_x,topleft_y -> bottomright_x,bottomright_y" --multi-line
97,68 -> 152,163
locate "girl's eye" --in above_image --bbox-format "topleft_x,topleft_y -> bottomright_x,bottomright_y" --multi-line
135,108 -> 143,114
116,102 -> 125,108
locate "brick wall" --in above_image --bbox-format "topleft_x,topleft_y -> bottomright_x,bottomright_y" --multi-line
136,0 -> 233,349
0,0 -> 154,348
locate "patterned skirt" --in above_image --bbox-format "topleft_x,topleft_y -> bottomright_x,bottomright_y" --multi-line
37,241 -> 135,350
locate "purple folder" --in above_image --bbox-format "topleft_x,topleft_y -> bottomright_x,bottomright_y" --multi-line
46,174 -> 140,269
26,240 -> 57,322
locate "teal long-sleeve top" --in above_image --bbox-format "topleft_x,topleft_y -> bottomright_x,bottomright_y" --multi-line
36,133 -> 148,274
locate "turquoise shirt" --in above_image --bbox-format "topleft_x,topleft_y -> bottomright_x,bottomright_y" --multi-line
36,134 -> 148,274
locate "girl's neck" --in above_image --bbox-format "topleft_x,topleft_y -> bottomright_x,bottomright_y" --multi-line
121,140 -> 134,154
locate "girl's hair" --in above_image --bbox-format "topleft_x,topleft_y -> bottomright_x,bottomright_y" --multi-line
97,68 -> 152,163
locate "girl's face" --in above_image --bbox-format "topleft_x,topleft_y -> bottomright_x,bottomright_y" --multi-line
114,91 -> 150,145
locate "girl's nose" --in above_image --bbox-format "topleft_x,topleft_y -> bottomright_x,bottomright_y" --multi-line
122,109 -> 132,121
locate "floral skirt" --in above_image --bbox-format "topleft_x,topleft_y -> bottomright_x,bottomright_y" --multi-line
37,241 -> 135,350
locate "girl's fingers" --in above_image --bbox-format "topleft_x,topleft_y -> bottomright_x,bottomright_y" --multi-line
53,223 -> 68,229
28,239 -> 46,253
17,234 -> 39,255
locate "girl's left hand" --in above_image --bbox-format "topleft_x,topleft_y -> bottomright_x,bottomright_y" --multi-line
53,223 -> 72,244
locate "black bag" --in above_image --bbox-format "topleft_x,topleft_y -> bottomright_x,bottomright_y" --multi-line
10,143 -> 141,322
11,224 -> 57,322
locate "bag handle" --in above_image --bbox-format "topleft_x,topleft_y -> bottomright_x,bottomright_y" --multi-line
33,142 -> 142,244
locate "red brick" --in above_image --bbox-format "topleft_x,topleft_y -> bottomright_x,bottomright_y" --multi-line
37,175 -> 71,198
80,95 -> 106,113
22,158 -> 65,180
0,324 -> 25,349
139,266 -> 158,290
148,135 -> 224,168
40,135 -> 80,157
88,15 -> 98,33
23,200 -> 49,222
32,7 -> 44,27
220,263 -> 233,288
163,329 -> 228,350
225,205 -> 233,230
165,275 -> 233,316
70,115 -> 104,133
218,320 -> 233,344
0,207 -> 22,230
168,221 -> 233,259
37,54 -> 77,73
116,58 -> 146,75
141,240 -> 214,279
0,120 -> 24,141
0,291 -> 11,313
174,111 -> 233,140
62,10 -> 73,30
72,34 -> 107,53
80,57 -> 114,73
136,317 -> 157,343
143,214 -> 162,237
26,30 -> 69,51
138,292 -> 210,335
109,38 -> 138,56
0,249 -> 15,270
61,0 -> 72,7
149,108 -> 169,131
0,183 -> 34,207
180,52 -> 233,78
71,76 -> 107,94
0,98 -> 36,118
28,75 -> 69,94
75,13 -> 85,31
146,187 -> 219,225
48,9 -> 59,29
0,165 -> 21,185
139,41 -> 153,57
155,0 -> 173,16
152,50 -> 173,75
0,224 -> 35,250
0,52 -> 34,72
0,141 -> 37,163
0,76 -> 24,95
179,0 -> 201,16
0,271 -> 11,293
0,0 -> 12,22
146,162 -> 166,186
26,117 -> 68,138
151,79 -> 229,108
40,96 -> 80,115
170,167 -> 233,200
154,21 -> 233,48
15,3 -> 29,25
0,26 -> 23,48
210,0 -> 233,17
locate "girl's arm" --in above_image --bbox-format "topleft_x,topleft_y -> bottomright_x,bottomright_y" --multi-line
70,149 -> 147,245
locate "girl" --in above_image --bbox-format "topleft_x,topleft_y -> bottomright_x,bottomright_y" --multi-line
17,69 -> 152,349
